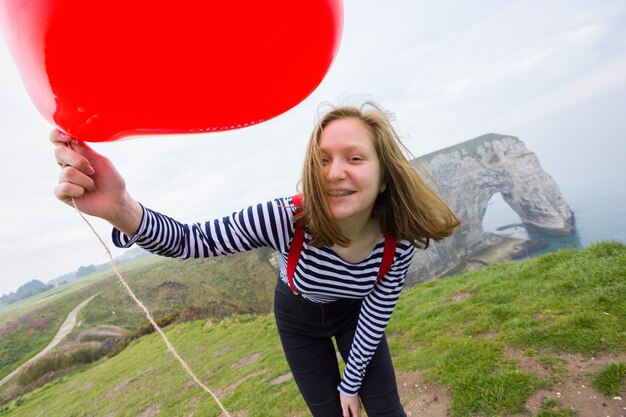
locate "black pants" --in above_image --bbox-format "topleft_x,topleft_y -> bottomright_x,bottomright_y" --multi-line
273,279 -> 406,417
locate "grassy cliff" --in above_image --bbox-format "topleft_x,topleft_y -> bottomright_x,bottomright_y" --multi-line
0,242 -> 624,416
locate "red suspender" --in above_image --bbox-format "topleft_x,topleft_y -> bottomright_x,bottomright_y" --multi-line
286,194 -> 304,294
286,194 -> 397,295
377,233 -> 397,283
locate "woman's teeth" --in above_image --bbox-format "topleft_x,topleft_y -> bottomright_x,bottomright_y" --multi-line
328,190 -> 355,196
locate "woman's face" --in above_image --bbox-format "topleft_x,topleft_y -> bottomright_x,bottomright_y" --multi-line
319,117 -> 384,224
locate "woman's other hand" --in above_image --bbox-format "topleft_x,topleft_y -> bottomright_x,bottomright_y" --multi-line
340,392 -> 361,417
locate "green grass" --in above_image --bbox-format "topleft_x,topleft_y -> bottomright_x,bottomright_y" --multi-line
537,355 -> 567,383
15,342 -> 106,386
388,241 -> 626,415
534,399 -> 577,417
592,362 -> 626,396
0,241 -> 624,416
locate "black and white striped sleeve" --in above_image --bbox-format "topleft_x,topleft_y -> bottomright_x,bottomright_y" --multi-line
111,197 -> 295,258
338,242 -> 415,396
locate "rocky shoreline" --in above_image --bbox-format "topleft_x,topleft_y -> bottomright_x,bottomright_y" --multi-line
442,234 -> 550,277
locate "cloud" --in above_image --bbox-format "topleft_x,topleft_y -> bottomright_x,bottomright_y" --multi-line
488,54 -> 626,131
1,0 -> 626,294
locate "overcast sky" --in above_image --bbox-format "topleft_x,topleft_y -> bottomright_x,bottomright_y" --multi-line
1,0 -> 625,295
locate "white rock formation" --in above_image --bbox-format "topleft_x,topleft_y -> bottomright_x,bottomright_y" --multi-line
407,133 -> 573,285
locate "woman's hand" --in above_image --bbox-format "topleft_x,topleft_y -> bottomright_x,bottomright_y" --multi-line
51,129 -> 143,235
340,392 -> 361,417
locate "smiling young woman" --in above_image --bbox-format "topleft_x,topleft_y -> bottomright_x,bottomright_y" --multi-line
52,101 -> 460,417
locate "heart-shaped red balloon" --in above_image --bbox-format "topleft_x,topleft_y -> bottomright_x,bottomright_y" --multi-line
0,0 -> 343,142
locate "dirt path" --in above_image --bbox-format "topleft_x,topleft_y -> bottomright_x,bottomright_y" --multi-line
0,293 -> 98,387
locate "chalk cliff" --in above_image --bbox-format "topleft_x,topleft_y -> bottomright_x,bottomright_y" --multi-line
406,133 -> 574,285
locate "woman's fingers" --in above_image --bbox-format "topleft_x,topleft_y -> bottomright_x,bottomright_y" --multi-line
54,181 -> 86,201
55,166 -> 96,204
49,129 -> 72,145
59,165 -> 96,192
54,142 -> 95,175
50,129 -> 99,174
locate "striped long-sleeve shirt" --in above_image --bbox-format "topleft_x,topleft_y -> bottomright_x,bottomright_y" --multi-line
112,196 -> 415,395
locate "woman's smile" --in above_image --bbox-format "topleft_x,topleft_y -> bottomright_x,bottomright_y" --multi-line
327,190 -> 356,197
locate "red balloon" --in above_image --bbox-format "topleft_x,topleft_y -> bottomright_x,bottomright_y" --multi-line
0,0 -> 343,142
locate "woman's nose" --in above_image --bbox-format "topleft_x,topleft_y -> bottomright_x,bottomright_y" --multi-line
326,160 -> 346,181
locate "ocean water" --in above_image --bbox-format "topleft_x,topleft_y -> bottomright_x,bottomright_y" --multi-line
482,176 -> 626,258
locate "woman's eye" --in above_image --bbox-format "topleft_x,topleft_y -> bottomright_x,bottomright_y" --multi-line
321,158 -> 329,166
349,156 -> 363,162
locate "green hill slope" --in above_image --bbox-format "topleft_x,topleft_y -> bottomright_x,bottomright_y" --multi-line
0,242 -> 624,416
0,248 -> 278,384
0,277 -> 105,383
75,247 -> 278,330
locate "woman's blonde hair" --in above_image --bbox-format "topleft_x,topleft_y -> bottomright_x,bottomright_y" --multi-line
299,101 -> 461,248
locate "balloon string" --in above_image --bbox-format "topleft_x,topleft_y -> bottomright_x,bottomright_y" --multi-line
70,198 -> 231,417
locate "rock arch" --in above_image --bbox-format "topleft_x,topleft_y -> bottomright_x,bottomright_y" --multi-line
406,134 -> 574,285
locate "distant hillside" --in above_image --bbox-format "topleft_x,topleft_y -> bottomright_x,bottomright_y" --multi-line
0,242 -> 623,416
0,280 -> 53,306
47,247 -> 151,288
1,248 -> 152,307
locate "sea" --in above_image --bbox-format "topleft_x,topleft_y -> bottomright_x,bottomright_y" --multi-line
481,175 -> 626,258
